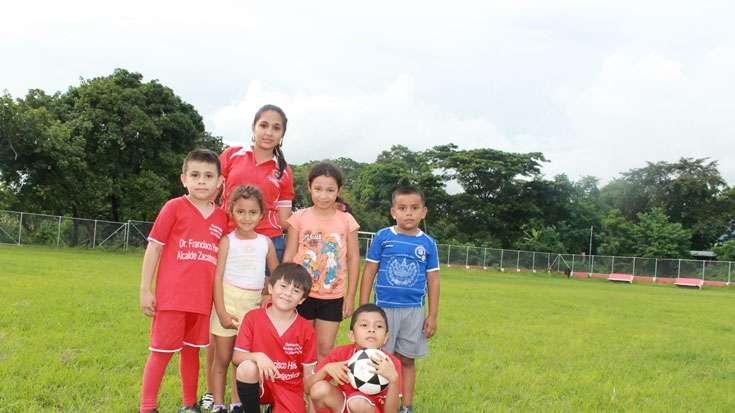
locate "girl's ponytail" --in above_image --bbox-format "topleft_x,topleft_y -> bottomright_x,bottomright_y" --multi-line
274,145 -> 287,180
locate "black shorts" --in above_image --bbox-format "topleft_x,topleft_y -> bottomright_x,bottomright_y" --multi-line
297,296 -> 344,322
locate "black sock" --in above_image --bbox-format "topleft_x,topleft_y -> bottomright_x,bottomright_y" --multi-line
236,381 -> 260,413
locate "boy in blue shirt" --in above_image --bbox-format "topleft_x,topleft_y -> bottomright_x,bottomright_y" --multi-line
359,186 -> 440,413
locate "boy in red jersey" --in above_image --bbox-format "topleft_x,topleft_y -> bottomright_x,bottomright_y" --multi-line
233,263 -> 317,413
139,149 -> 229,413
306,304 -> 402,413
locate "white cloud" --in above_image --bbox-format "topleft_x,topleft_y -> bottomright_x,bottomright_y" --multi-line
209,75 -> 512,165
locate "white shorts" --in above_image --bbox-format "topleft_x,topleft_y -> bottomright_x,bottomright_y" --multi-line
210,283 -> 262,337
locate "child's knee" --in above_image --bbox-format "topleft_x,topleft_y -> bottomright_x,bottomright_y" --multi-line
235,361 -> 258,382
308,380 -> 332,401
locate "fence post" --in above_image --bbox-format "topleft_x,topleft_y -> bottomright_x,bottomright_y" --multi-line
18,212 -> 23,245
500,249 -> 504,270
654,259 -> 658,282
446,245 -> 451,267
611,256 -> 615,274
589,254 -> 594,277
57,216 -> 62,247
483,248 -> 487,270
516,250 -> 520,272
465,246 -> 469,269
632,257 -> 636,276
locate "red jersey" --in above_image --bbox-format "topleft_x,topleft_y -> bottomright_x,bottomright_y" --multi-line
313,344 -> 402,412
219,146 -> 294,237
234,303 -> 317,390
147,195 -> 227,315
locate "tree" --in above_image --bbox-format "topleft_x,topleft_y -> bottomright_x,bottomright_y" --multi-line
597,209 -> 635,256
632,208 -> 691,258
425,144 -> 547,247
0,69 -> 225,222
611,158 -> 728,250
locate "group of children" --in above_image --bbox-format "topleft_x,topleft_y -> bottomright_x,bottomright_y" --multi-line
138,108 -> 440,413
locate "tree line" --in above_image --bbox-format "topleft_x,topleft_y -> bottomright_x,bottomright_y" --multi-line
2,69 -> 734,259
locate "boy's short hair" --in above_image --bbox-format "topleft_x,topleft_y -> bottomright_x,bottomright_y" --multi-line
269,263 -> 312,299
391,186 -> 425,206
183,148 -> 221,175
349,303 -> 389,332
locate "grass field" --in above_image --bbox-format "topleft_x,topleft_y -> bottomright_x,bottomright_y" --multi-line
2,246 -> 735,412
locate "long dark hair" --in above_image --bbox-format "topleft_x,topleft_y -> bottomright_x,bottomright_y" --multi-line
253,104 -> 288,180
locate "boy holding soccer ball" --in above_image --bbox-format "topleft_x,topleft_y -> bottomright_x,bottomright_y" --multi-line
306,304 -> 402,413
359,186 -> 440,413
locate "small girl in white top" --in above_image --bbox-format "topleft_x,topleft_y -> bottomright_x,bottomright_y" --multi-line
210,185 -> 279,413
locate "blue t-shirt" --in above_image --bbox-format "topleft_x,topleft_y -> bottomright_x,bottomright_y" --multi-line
365,226 -> 439,308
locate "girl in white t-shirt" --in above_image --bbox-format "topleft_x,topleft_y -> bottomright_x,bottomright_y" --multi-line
209,185 -> 279,413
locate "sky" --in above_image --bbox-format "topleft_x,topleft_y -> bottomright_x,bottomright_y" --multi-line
3,1 -> 735,186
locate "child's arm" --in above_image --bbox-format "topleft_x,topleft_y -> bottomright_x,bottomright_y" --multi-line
423,270 -> 440,338
260,238 -> 279,307
343,230 -> 361,319
214,236 -> 238,329
358,261 -> 379,306
140,241 -> 163,317
371,353 -> 400,412
304,361 -> 350,393
282,222 -> 298,263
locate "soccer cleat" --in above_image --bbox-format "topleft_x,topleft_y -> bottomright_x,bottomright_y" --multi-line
199,393 -> 214,410
398,406 -> 414,413
181,405 -> 203,413
229,406 -> 244,413
262,404 -> 273,413
211,407 -> 227,413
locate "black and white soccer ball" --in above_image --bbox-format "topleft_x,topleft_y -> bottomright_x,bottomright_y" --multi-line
347,348 -> 390,395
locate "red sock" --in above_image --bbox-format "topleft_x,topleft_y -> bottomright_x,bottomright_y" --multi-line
141,351 -> 174,412
180,345 -> 201,406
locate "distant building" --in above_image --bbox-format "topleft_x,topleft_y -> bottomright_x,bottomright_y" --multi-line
690,250 -> 717,261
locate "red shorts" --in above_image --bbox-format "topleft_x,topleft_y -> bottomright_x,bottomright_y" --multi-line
313,389 -> 381,413
259,379 -> 308,413
149,310 -> 210,352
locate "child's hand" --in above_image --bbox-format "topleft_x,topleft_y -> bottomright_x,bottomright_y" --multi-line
253,353 -> 279,383
217,311 -> 239,329
140,291 -> 156,317
423,316 -> 437,339
369,351 -> 398,384
342,300 -> 355,320
323,361 -> 351,385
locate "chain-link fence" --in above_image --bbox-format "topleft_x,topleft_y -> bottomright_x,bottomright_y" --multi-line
2,210 -> 732,283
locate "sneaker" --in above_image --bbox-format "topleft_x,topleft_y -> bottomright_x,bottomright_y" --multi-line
199,393 -> 214,410
398,406 -> 414,413
182,405 -> 203,413
262,404 -> 272,413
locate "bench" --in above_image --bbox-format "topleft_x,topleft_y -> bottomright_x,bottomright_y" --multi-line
608,273 -> 634,283
674,277 -> 703,289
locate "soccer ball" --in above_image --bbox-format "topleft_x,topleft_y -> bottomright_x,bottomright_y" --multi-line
347,348 -> 390,395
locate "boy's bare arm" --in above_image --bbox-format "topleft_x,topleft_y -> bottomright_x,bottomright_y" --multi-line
140,241 -> 163,317
424,270 -> 440,338
305,361 -> 349,393
359,261 -> 379,305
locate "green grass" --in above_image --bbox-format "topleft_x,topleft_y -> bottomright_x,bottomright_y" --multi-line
2,246 -> 735,412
